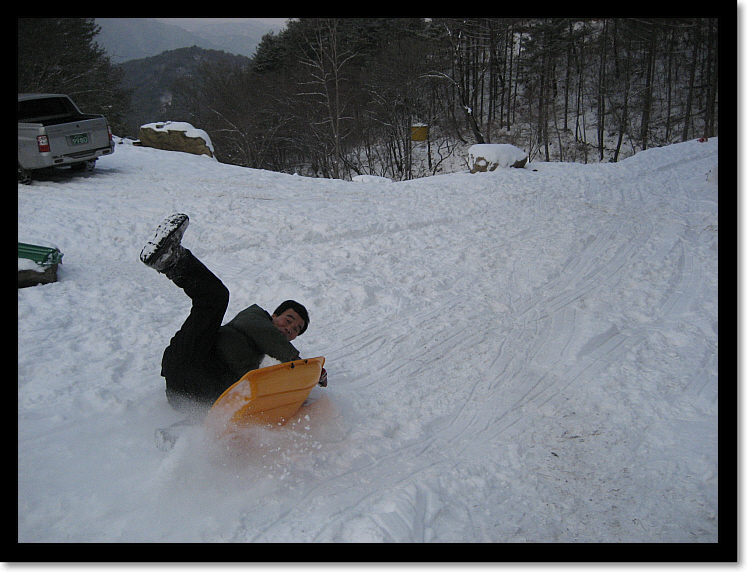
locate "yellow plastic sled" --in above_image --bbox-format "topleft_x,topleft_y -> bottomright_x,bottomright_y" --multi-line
204,357 -> 325,441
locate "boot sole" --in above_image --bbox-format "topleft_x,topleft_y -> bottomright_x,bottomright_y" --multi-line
140,213 -> 189,269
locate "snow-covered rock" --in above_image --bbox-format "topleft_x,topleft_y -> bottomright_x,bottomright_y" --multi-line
139,121 -> 215,158
468,143 -> 528,172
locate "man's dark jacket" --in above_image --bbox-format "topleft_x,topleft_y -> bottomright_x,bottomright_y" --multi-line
215,304 -> 300,381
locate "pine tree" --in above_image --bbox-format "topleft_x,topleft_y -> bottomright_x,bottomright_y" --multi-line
18,18 -> 130,132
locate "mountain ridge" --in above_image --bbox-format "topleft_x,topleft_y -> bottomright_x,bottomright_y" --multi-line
96,18 -> 283,63
117,46 -> 251,137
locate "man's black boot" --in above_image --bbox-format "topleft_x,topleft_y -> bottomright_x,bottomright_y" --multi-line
140,213 -> 189,273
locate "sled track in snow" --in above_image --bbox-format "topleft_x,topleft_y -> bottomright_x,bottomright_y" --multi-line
418,219 -> 653,455
239,210 -> 662,541
237,144 -> 718,542
249,157 -> 716,541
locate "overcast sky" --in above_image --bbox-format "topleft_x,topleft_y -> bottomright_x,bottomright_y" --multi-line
153,18 -> 288,30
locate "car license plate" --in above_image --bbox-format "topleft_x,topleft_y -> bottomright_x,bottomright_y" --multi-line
70,133 -> 88,145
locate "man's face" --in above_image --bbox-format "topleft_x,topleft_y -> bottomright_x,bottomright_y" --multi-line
272,308 -> 305,341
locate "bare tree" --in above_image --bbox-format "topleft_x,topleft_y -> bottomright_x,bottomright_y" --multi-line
296,18 -> 359,179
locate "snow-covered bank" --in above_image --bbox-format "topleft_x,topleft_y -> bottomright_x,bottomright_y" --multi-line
18,138 -> 719,545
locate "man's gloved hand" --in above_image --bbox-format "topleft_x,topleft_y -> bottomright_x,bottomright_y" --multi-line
318,368 -> 328,387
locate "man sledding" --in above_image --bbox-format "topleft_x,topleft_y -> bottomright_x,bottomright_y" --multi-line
140,213 -> 327,420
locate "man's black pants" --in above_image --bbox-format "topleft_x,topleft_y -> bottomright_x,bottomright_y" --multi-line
160,251 -> 237,413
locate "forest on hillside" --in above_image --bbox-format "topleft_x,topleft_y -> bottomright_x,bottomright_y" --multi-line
18,18 -> 720,181
169,18 -> 719,180
118,46 -> 251,137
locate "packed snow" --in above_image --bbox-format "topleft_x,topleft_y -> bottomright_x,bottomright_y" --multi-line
18,137 -> 718,544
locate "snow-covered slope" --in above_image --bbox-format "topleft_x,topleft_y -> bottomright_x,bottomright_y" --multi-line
18,138 -> 719,544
